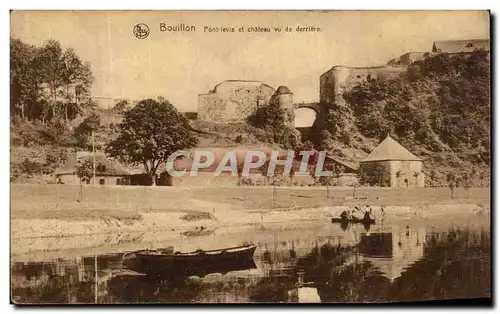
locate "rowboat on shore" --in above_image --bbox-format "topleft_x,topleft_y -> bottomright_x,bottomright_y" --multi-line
122,244 -> 257,278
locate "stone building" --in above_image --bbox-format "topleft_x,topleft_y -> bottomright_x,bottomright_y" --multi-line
197,80 -> 275,123
388,39 -> 490,66
55,151 -> 132,185
359,135 -> 424,188
269,85 -> 295,127
320,39 -> 489,107
432,39 -> 490,53
319,66 -> 407,105
387,52 -> 429,66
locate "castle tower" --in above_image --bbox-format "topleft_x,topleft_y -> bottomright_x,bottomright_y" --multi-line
274,86 -> 294,110
270,86 -> 295,127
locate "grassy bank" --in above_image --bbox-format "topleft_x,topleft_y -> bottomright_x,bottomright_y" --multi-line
11,184 -> 490,216
191,186 -> 490,210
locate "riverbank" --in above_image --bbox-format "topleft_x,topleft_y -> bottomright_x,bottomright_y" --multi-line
11,184 -> 490,256
11,206 -> 490,262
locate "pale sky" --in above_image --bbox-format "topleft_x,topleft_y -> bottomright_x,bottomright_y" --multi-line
11,10 -> 489,114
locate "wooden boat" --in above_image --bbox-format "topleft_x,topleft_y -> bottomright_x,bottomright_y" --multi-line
122,244 -> 257,278
331,217 -> 375,224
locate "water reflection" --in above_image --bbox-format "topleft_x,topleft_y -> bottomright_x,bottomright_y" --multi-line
11,222 -> 490,304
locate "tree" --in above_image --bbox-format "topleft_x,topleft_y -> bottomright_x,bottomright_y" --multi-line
261,158 -> 278,202
105,99 -> 198,185
314,159 -> 338,199
36,40 -> 65,119
236,163 -> 245,186
446,172 -> 456,198
113,100 -> 130,113
478,171 -> 486,188
10,38 -> 47,121
74,113 -> 101,148
359,163 -> 388,187
462,172 -> 473,198
10,38 -> 93,123
61,49 -> 93,121
428,170 -> 438,187
75,158 -> 93,183
334,164 -> 345,186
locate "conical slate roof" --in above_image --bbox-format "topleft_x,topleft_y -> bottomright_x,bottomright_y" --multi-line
360,136 -> 422,162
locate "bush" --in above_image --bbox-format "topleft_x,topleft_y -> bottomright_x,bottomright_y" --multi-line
44,148 -> 68,171
18,158 -> 43,176
359,162 -> 390,186
13,119 -> 76,147
181,212 -> 215,221
239,177 -> 254,186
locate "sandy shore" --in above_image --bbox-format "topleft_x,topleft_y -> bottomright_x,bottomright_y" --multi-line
11,197 -> 489,257
11,184 -> 490,259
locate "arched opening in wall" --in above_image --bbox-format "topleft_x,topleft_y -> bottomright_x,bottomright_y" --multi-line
294,108 -> 317,128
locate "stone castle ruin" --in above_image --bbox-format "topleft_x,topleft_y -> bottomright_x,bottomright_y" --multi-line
197,80 -> 295,125
320,65 -> 407,105
197,80 -> 275,123
320,39 -> 489,110
197,39 -> 489,128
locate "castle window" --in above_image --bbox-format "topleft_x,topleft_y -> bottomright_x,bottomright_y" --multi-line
356,75 -> 361,79
99,179 -> 105,185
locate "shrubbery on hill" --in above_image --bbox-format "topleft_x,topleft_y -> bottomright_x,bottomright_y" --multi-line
247,103 -> 301,149
342,51 -> 489,158
310,51 -> 490,181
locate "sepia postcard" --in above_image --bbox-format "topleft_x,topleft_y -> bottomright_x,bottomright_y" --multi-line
10,10 -> 491,304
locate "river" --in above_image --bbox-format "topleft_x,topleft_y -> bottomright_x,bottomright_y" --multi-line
11,214 -> 490,304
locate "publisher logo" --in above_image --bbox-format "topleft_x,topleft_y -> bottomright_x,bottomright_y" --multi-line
133,23 -> 150,39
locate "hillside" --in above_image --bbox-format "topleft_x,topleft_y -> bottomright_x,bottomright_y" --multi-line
189,120 -> 274,149
10,35 -> 490,187
314,51 -> 490,186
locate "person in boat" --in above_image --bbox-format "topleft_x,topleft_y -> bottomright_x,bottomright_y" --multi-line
340,210 -> 349,220
348,210 -> 354,219
363,210 -> 372,222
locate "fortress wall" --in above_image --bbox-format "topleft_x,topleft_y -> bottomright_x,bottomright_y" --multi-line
231,85 -> 275,122
214,80 -> 264,95
320,66 -> 407,105
198,93 -> 225,122
197,82 -> 275,123
398,52 -> 427,66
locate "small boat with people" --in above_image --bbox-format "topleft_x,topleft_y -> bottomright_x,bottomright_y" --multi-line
122,243 -> 257,278
331,207 -> 376,225
330,217 -> 375,224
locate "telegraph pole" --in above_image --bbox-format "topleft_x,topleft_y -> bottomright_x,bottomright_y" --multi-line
94,254 -> 98,304
92,131 -> 96,185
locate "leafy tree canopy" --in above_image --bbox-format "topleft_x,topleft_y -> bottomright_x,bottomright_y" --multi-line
248,103 -> 301,149
105,99 -> 198,185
